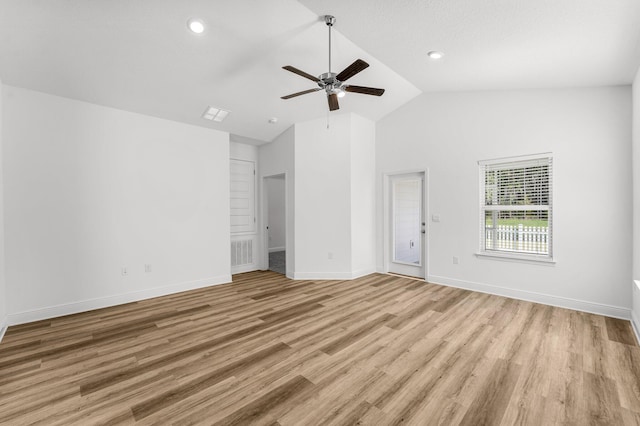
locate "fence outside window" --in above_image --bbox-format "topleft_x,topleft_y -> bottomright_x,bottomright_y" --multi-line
485,224 -> 548,255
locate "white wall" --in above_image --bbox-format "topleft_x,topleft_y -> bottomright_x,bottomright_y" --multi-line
259,126 -> 295,276
294,115 -> 352,277
230,141 -> 258,163
266,176 -> 286,251
292,113 -> 376,279
3,86 -> 231,324
377,86 -> 632,318
632,67 -> 640,331
350,114 -> 376,276
0,79 -> 6,339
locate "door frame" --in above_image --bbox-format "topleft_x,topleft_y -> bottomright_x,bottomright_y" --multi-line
261,173 -> 287,273
230,158 -> 258,275
382,169 -> 429,279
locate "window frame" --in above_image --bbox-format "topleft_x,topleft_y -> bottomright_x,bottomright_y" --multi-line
477,153 -> 554,264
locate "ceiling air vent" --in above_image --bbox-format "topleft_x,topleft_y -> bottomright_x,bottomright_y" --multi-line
202,106 -> 230,122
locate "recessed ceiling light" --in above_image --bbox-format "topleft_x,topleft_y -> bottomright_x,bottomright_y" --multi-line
427,51 -> 444,60
187,18 -> 205,34
202,106 -> 230,122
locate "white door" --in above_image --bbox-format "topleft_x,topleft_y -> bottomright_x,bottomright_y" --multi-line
230,159 -> 258,274
230,159 -> 256,233
388,173 -> 425,278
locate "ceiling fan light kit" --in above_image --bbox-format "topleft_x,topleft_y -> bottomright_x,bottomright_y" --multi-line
280,15 -> 385,112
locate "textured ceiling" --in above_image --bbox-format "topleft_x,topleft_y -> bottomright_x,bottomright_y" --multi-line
1,0 -> 639,143
299,0 -> 640,92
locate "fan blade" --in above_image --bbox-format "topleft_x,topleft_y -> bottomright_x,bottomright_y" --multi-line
328,93 -> 339,111
336,59 -> 369,82
282,66 -> 320,82
345,85 -> 385,96
281,88 -> 322,100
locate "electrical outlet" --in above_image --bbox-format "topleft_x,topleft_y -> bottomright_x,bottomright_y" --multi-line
121,267 -> 128,276
145,264 -> 152,273
453,256 -> 459,265
328,252 -> 333,260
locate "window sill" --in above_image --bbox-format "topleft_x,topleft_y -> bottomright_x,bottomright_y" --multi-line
475,251 -> 555,265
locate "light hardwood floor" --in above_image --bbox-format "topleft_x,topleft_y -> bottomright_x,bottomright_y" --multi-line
1,271 -> 639,425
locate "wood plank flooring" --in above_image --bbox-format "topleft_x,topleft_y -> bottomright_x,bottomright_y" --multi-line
1,271 -> 639,425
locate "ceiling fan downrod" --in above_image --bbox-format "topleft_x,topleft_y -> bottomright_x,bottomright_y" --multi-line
325,15 -> 335,73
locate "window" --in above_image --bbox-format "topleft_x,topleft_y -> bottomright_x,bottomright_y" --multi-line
478,154 -> 553,262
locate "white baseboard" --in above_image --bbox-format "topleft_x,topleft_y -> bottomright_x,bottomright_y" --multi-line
632,281 -> 640,344
428,274 -> 630,320
7,274 -> 232,326
268,247 -> 285,253
632,310 -> 640,345
292,271 -> 353,280
231,264 -> 259,274
351,267 -> 377,279
0,315 -> 7,343
293,267 -> 376,281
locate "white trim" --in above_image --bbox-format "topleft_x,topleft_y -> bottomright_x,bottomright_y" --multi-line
632,280 -> 640,345
351,267 -> 377,279
382,169 -> 429,279
478,152 -> 553,166
427,274 -> 630,320
292,272 -> 352,280
231,264 -> 259,274
292,267 -> 376,281
475,252 -> 555,264
631,310 -> 640,346
7,274 -> 232,326
0,316 -> 7,343
261,172 -> 287,273
268,247 -> 285,253
479,153 -> 553,259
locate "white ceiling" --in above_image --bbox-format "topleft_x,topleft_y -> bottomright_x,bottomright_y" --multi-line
300,0 -> 640,92
0,0 -> 419,143
1,1 -> 639,143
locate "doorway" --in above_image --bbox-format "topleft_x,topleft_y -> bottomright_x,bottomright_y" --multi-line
386,172 -> 426,279
264,174 -> 286,274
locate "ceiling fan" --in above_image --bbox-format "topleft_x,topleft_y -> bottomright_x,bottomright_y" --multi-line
280,15 -> 385,111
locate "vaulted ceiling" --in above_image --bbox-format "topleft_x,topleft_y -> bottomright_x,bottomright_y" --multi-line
1,0 -> 639,143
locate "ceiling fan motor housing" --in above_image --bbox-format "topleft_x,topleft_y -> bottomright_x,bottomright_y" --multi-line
318,72 -> 344,94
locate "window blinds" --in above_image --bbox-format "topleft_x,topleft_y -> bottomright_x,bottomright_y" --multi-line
483,157 -> 552,210
479,154 -> 553,258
